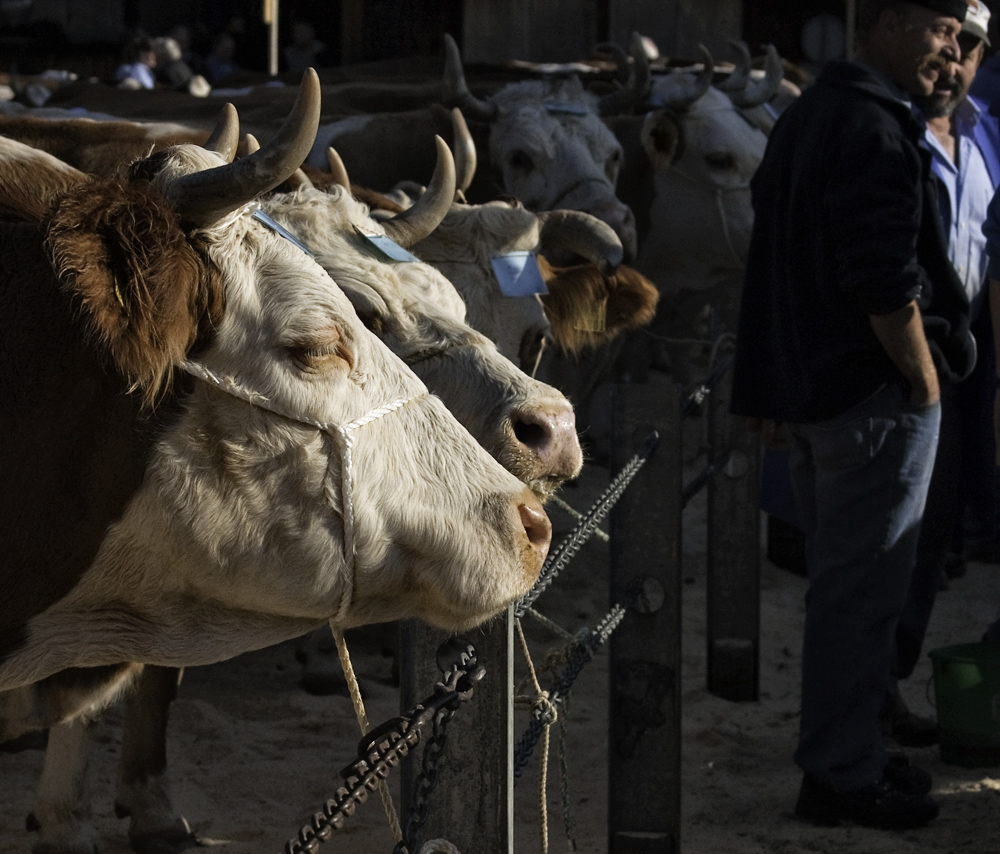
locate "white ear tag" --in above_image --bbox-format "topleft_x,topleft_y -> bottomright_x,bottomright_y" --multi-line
252,209 -> 313,257
543,101 -> 589,116
491,251 -> 548,297
353,225 -> 421,263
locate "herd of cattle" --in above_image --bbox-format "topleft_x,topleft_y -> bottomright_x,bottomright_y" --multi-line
0,34 -> 790,854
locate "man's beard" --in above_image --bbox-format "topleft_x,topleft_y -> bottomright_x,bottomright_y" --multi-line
914,87 -> 959,119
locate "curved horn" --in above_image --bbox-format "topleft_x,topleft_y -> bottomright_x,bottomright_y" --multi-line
715,40 -> 752,93
442,33 -> 499,123
594,40 -> 631,85
202,102 -> 239,161
450,107 -> 477,195
598,31 -> 651,116
168,68 -> 322,227
537,210 -> 624,273
327,147 -> 351,191
244,133 -> 314,190
381,135 -> 456,248
656,43 -> 714,110
727,44 -> 784,108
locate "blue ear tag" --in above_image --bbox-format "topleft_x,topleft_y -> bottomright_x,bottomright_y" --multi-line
252,209 -> 313,257
353,225 -> 421,263
491,251 -> 548,297
543,100 -> 589,117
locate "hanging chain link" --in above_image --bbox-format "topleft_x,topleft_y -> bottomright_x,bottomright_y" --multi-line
392,699 -> 455,854
278,656 -> 484,854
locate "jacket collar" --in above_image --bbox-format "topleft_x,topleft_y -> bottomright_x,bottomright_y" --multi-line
817,60 -> 924,132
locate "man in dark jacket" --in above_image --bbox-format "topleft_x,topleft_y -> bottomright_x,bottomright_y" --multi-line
731,0 -> 975,830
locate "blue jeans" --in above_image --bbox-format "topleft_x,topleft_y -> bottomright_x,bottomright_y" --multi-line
787,381 -> 940,790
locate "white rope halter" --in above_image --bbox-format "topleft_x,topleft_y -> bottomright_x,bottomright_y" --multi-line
178,359 -> 424,573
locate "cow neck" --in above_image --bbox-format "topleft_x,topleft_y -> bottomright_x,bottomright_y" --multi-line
177,358 -> 424,606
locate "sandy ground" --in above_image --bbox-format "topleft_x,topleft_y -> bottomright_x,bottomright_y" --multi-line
2,425 -> 1000,854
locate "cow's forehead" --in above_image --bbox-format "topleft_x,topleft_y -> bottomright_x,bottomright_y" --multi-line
144,143 -> 228,189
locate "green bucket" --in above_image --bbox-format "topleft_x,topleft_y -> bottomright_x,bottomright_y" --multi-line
929,642 -> 1000,768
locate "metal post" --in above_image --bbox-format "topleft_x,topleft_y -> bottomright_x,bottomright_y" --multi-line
399,614 -> 513,854
706,339 -> 760,701
608,383 -> 683,854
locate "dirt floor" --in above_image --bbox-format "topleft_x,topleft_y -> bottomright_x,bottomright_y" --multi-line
2,415 -> 1000,854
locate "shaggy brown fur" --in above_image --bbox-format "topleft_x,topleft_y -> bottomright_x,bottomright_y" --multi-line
45,176 -> 223,405
538,256 -> 659,355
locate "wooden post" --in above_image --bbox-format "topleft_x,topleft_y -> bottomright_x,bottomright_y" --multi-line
608,383 -> 682,854
705,341 -> 760,701
262,0 -> 279,76
399,614 -> 513,854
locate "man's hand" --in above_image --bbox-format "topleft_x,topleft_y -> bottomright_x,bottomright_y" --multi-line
869,301 -> 940,407
745,417 -> 791,450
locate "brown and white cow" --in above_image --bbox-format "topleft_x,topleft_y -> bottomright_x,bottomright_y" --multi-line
0,71 -> 550,854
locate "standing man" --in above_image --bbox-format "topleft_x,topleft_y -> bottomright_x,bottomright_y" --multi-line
887,0 -> 1000,744
731,0 -> 975,831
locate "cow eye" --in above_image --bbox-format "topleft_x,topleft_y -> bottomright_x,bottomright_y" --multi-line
288,335 -> 353,373
705,151 -> 736,170
508,150 -> 534,172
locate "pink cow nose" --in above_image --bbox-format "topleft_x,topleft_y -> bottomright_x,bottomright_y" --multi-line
512,401 -> 583,483
516,485 -> 552,573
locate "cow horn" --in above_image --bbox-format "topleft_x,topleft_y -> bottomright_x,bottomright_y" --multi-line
327,147 -> 351,191
594,40 -> 631,85
450,108 -> 476,196
442,33 -> 499,123
168,68 -> 322,227
656,44 -> 714,110
381,135 -> 456,248
598,32 -> 651,116
244,132 -> 314,190
202,102 -> 240,162
716,40 -> 752,93
537,210 -> 624,273
727,44 -> 784,108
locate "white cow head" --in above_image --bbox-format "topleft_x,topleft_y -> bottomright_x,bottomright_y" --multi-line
442,34 -> 640,262
0,78 -> 553,691
262,139 -> 584,501
635,43 -> 782,295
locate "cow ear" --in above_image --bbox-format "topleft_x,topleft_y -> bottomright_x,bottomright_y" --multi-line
641,111 -> 682,169
46,177 -> 213,405
603,265 -> 659,334
540,262 -> 658,354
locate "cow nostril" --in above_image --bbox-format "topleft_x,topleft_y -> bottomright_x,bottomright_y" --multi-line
514,417 -> 548,449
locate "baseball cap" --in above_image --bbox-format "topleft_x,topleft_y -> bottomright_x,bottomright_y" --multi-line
963,0 -> 991,45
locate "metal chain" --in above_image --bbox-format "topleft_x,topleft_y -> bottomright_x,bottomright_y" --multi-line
279,659 -> 484,854
513,604 -> 627,780
514,432 -> 659,619
393,701 -> 456,854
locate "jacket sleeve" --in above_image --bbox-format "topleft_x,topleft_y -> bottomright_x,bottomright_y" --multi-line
824,117 -> 926,315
